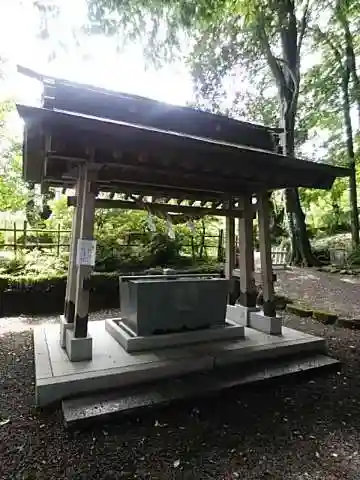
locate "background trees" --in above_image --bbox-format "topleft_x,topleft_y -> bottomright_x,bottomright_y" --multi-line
0,0 -> 360,269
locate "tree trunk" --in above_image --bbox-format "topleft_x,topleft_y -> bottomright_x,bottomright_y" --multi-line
269,1 -> 318,266
280,104 -> 319,266
342,71 -> 360,248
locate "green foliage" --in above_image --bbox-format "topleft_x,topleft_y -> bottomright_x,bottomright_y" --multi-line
347,247 -> 360,266
0,99 -> 30,212
146,232 -> 181,265
1,194 -> 221,275
17,233 -> 54,246
0,254 -> 25,275
0,249 -> 68,276
0,272 -> 67,293
0,144 -> 28,212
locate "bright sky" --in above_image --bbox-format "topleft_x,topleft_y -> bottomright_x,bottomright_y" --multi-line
0,0 -> 194,109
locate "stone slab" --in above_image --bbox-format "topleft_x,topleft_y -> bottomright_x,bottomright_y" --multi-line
227,304 -> 260,327
62,354 -> 339,428
105,317 -> 245,352
249,310 -> 282,335
34,320 -> 328,407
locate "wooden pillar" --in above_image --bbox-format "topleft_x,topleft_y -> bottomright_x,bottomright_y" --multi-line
225,199 -> 237,304
74,165 -> 97,338
238,194 -> 256,307
64,167 -> 85,323
258,191 -> 276,317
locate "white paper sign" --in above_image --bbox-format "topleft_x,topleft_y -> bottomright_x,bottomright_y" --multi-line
76,239 -> 97,266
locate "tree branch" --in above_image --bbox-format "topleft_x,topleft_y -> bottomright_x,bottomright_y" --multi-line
313,26 -> 343,69
297,0 -> 311,58
256,11 -> 285,92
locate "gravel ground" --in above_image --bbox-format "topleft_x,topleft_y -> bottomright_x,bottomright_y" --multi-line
1,314 -> 360,479
276,267 -> 360,318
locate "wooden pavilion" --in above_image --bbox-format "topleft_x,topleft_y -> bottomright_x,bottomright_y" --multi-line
16,66 -> 346,417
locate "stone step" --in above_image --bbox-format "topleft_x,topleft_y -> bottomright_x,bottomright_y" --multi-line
62,353 -> 339,428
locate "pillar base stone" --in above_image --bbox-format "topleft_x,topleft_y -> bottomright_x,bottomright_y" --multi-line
60,315 -> 74,349
65,328 -> 93,362
249,310 -> 282,335
227,304 -> 260,327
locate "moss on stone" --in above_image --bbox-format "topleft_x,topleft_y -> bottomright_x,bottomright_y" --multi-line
286,304 -> 313,317
312,310 -> 338,324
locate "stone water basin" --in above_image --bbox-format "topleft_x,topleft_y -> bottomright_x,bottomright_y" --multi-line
119,276 -> 229,336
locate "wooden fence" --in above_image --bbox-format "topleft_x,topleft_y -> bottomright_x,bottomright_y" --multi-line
0,222 -> 225,260
0,222 -> 70,256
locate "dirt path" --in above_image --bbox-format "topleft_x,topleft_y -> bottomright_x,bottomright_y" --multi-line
1,315 -> 360,479
276,267 -> 360,319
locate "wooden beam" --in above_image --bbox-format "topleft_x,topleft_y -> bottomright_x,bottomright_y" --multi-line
64,165 -> 86,323
225,199 -> 238,304
74,166 -> 97,338
67,196 -> 245,218
46,153 -> 268,193
258,192 -> 276,317
43,175 -> 229,203
238,194 -> 257,307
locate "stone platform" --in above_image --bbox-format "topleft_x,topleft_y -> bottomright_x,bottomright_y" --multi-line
105,317 -> 245,352
34,320 -> 327,407
62,353 -> 338,428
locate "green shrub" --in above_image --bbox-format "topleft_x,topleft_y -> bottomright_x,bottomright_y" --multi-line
95,233 -> 183,272
0,250 -> 67,276
0,253 -> 26,274
17,232 -> 53,245
347,247 -> 360,266
145,233 -> 181,266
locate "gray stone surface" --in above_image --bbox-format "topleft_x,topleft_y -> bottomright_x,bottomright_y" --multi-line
249,310 -> 282,335
34,320 -> 327,406
105,317 -> 245,352
120,276 -> 229,336
65,329 -> 93,362
60,315 -> 73,349
227,304 -> 260,327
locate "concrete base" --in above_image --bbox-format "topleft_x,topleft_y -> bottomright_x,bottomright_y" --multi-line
227,304 -> 260,327
105,317 -> 245,352
249,310 -> 282,335
34,320 -> 327,407
60,315 -> 73,349
65,329 -> 93,362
